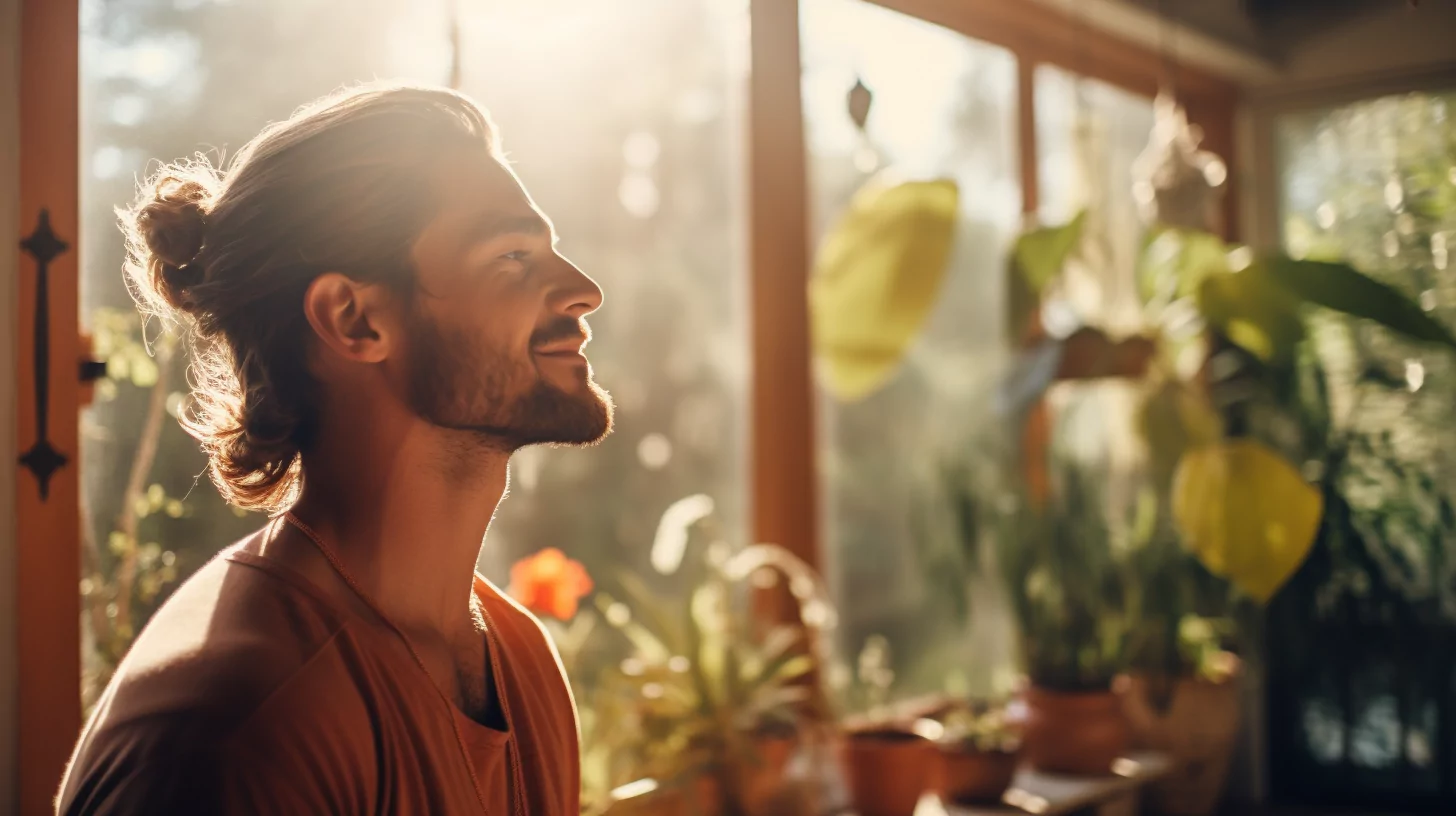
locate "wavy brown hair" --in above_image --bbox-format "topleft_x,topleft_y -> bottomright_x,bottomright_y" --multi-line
119,83 -> 498,512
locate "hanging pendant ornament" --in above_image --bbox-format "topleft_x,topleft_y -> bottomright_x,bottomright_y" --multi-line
1131,92 -> 1228,233
846,76 -> 880,174
847,77 -> 872,131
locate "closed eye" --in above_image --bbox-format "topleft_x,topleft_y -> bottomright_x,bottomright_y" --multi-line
501,250 -> 530,261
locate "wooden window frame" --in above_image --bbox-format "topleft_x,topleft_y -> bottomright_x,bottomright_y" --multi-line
16,0 -> 82,812
11,0 -> 1241,811
859,0 -> 1241,232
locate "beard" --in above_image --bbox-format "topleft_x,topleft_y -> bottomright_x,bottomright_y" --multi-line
406,311 -> 613,450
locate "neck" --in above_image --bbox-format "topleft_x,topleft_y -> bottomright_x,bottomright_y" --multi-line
290,411 -> 512,640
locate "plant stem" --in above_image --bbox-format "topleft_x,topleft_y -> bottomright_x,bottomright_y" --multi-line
112,341 -> 174,641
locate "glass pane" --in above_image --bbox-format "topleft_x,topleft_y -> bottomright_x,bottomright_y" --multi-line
1035,65 -> 1155,336
1278,91 -> 1456,608
1270,89 -> 1456,804
79,0 -> 746,711
1031,67 -> 1154,490
801,0 -> 1021,700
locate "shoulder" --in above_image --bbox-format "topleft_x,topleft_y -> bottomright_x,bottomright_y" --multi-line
59,542 -> 376,814
96,542 -> 350,721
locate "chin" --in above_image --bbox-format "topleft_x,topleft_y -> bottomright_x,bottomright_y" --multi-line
566,383 -> 616,445
436,372 -> 614,450
521,380 -> 615,449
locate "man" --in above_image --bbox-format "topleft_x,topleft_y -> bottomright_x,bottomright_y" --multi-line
58,82 -> 612,814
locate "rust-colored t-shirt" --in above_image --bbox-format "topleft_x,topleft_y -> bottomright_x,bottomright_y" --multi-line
57,544 -> 579,815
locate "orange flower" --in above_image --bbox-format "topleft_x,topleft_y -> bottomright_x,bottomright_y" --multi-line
507,548 -> 593,620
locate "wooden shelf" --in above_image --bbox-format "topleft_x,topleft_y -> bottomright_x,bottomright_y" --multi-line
941,751 -> 1175,816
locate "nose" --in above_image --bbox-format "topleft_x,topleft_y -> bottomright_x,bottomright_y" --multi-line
555,254 -> 603,318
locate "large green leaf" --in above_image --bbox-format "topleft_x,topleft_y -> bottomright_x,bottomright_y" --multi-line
1005,212 -> 1085,345
1014,211 -> 1086,294
1258,256 -> 1456,349
810,178 -> 959,401
1196,270 -> 1306,362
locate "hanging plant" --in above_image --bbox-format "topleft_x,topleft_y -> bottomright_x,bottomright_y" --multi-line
1009,210 -> 1456,602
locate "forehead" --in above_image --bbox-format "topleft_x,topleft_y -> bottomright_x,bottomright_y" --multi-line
414,147 -> 549,255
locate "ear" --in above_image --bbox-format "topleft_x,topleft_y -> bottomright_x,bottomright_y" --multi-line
302,272 -> 399,364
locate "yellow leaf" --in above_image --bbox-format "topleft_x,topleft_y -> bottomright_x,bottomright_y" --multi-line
1172,440 -> 1322,602
810,178 -> 959,401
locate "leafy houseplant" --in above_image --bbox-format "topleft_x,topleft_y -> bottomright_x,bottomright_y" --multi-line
1121,618 -> 1242,816
999,207 -> 1456,797
934,699 -> 1022,805
835,636 -> 938,816
992,468 -> 1135,693
583,497 -> 837,816
1011,213 -> 1456,608
967,458 -> 1136,774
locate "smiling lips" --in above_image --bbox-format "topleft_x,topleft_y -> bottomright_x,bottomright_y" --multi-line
532,319 -> 592,359
533,336 -> 588,358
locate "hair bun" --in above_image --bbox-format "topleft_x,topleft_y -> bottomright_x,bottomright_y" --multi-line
129,171 -> 216,314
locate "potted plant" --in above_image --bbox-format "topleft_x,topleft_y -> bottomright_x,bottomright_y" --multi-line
1129,217 -> 1456,813
1000,206 -> 1456,802
996,465 -> 1137,775
834,636 -> 938,816
585,497 -> 839,816
1122,616 -> 1241,816
839,726 -> 934,816
934,699 -> 1022,805
931,447 -> 1138,776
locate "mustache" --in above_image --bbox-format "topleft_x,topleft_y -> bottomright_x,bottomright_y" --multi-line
530,318 -> 592,349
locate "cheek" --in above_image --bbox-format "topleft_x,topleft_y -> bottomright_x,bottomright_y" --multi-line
452,301 -> 539,375
425,276 -> 545,373
479,288 -> 544,358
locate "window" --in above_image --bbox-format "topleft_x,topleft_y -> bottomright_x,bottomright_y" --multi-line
1269,88 -> 1456,808
78,0 -> 747,709
801,0 -> 1021,700
799,0 -> 1177,705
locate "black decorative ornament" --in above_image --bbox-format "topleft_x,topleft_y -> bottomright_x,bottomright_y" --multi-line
19,209 -> 70,500
79,359 -> 109,383
847,77 -> 873,132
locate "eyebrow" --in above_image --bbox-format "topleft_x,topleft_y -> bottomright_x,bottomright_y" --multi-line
462,214 -> 558,250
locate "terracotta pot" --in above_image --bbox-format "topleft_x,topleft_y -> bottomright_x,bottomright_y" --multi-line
937,744 -> 1020,805
740,734 -> 798,816
1022,685 -> 1130,775
600,780 -> 700,816
840,729 -> 935,816
691,775 -> 722,816
1123,662 -> 1242,816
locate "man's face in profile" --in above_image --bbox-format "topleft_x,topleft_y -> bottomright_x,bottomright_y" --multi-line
401,147 -> 613,449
